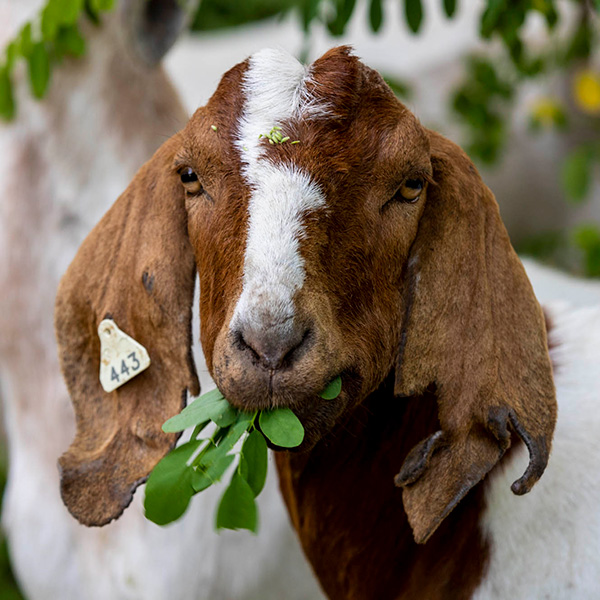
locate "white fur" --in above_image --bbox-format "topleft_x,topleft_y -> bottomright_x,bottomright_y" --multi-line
522,258 -> 600,308
232,49 -> 326,334
474,302 -> 600,599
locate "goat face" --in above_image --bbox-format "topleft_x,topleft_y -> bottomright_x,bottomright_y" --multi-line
55,47 -> 556,541
183,49 -> 432,449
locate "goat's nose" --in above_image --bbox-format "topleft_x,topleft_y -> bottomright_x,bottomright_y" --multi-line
234,323 -> 310,370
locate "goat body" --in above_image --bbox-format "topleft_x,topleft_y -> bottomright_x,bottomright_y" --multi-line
277,299 -> 600,598
50,44 -> 598,600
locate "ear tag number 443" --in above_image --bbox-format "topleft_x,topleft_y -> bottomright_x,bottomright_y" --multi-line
98,319 -> 150,393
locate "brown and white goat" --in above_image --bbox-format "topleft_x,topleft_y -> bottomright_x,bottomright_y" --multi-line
0,3 -> 320,599
55,46 -> 600,599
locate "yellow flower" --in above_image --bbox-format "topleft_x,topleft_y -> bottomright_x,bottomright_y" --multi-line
573,70 -> 600,115
530,97 -> 565,128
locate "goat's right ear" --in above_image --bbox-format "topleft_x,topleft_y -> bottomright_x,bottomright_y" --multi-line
55,135 -> 199,526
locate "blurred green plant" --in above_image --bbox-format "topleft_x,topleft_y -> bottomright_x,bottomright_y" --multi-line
1,0 -> 599,276
0,0 -> 115,120
0,446 -> 25,600
190,0 -> 296,31
573,223 -> 600,276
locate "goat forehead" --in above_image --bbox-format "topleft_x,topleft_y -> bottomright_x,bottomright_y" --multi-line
231,48 -> 327,331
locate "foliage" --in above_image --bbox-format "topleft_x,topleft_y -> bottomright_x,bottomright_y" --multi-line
146,376 -> 342,530
0,446 -> 25,599
562,143 -> 600,204
145,398 -> 266,531
1,0 -> 599,276
573,224 -> 600,276
0,0 -> 114,120
191,0 -> 296,32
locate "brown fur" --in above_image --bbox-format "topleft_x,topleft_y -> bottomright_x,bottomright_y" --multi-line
276,378 -> 490,600
393,131 -> 556,543
54,136 -> 200,525
54,47 -> 556,597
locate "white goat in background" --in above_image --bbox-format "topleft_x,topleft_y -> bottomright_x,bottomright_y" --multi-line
0,2 -> 322,599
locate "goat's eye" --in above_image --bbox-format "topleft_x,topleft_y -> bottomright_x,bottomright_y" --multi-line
396,178 -> 423,203
179,167 -> 203,195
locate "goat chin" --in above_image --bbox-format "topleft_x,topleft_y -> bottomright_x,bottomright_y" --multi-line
0,11 -> 324,600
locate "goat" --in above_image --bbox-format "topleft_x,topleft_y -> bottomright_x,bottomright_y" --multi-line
0,4 -> 321,599
53,46 -> 599,599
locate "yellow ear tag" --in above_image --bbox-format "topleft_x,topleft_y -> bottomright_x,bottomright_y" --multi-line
98,319 -> 151,393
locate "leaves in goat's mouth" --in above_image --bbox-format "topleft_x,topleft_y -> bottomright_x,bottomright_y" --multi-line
259,408 -> 304,448
145,377 -> 342,531
319,375 -> 343,400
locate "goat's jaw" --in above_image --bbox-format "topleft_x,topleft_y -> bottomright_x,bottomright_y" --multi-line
209,318 -> 351,450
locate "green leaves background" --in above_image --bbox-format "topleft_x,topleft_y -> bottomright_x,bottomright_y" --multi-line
2,0 -> 598,276
0,0 -> 114,120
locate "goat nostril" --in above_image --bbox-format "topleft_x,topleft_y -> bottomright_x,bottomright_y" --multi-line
235,330 -> 261,362
233,326 -> 311,370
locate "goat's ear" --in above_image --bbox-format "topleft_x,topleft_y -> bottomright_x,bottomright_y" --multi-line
54,135 -> 199,526
394,131 -> 557,544
122,0 -> 187,65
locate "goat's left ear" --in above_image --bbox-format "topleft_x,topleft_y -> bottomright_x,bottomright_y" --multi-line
394,131 -> 557,544
55,135 -> 199,526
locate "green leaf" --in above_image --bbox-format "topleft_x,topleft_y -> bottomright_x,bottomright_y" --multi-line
0,68 -> 16,121
190,420 -> 210,440
320,375 -> 342,399
384,76 -> 413,99
573,225 -> 600,278
216,473 -> 258,532
193,444 -> 235,492
144,440 -> 201,526
210,411 -> 255,456
192,411 -> 255,473
6,41 -> 18,72
480,0 -> 504,38
59,0 -> 84,25
327,0 -> 357,36
369,0 -> 383,32
84,0 -> 100,24
259,408 -> 304,448
561,147 -> 593,204
405,0 -> 423,34
162,388 -> 233,433
55,25 -> 86,58
28,43 -> 51,99
565,20 -> 592,62
41,1 -> 61,41
301,0 -> 321,32
19,23 -> 34,58
443,0 -> 456,18
91,0 -> 116,11
212,403 -> 238,428
240,430 -> 268,496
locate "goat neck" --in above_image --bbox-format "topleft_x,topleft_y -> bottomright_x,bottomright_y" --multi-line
276,376 -> 490,600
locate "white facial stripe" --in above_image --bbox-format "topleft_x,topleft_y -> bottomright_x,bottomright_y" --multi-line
233,163 -> 325,331
232,49 -> 327,332
235,48 -> 330,168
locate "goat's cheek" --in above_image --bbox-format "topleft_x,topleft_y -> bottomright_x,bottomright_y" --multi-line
190,213 -> 246,369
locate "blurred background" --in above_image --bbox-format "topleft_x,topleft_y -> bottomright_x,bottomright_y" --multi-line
0,0 -> 598,597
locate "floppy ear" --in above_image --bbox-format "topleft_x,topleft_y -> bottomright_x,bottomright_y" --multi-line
394,131 -> 557,544
122,0 -> 187,65
55,135 -> 199,526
